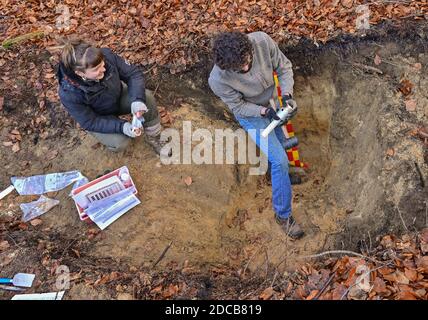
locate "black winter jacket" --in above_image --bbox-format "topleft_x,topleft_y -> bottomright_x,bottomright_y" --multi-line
57,48 -> 145,133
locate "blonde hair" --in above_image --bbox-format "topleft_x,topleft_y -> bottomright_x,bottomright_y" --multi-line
60,38 -> 104,71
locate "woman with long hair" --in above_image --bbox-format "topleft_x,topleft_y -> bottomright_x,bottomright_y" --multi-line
56,38 -> 167,154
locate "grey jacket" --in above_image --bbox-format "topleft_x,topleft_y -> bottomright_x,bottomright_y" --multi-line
208,32 -> 294,118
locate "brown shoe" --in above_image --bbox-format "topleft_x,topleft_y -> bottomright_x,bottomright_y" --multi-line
275,214 -> 304,239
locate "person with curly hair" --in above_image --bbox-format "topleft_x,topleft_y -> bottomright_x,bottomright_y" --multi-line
209,31 -> 304,239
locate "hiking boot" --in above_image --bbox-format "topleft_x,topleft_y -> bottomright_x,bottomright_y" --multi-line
145,134 -> 172,157
275,214 -> 304,239
289,173 -> 302,185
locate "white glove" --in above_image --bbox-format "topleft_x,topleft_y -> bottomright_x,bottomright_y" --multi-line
131,101 -> 148,116
123,122 -> 139,138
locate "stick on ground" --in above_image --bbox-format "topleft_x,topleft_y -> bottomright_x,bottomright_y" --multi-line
153,241 -> 173,268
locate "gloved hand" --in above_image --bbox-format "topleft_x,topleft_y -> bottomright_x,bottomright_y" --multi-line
123,122 -> 140,138
262,107 -> 280,120
131,101 -> 148,118
283,94 -> 298,119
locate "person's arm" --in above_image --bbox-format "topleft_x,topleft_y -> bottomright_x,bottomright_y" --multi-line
265,33 -> 294,96
106,49 -> 146,104
60,91 -> 125,133
209,77 -> 264,118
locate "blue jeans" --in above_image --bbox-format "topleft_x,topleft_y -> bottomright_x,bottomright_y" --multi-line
236,116 -> 292,218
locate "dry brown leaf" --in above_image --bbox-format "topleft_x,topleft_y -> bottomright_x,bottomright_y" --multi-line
150,285 -> 163,294
416,256 -> 428,273
0,241 -> 10,251
72,249 -> 80,258
44,73 -> 55,79
10,129 -> 20,135
372,277 -> 388,294
405,99 -> 417,112
0,96 -> 4,111
18,222 -> 28,230
184,176 -> 192,186
386,148 -> 395,157
413,63 -> 422,71
341,0 -> 354,9
305,290 -> 319,300
163,284 -> 179,298
259,287 -> 274,300
395,291 -> 418,300
2,141 -> 13,147
47,150 -> 59,160
332,284 -> 347,300
374,54 -> 382,65
12,143 -> 20,153
404,268 -> 418,282
420,228 -> 428,243
421,243 -> 428,255
30,219 -> 43,226
398,79 -> 413,96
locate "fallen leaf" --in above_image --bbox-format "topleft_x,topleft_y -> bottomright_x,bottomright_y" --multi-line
30,219 -> 43,226
44,73 -> 55,79
163,284 -> 179,298
395,291 -> 417,300
341,0 -> 354,9
386,270 -> 409,284
416,256 -> 428,273
372,277 -> 389,294
306,290 -> 319,300
10,129 -> 20,135
421,243 -> 428,255
259,287 -> 274,300
420,228 -> 428,243
0,241 -> 10,251
91,142 -> 102,149
398,79 -> 413,96
374,54 -> 382,65
404,268 -> 418,282
18,222 -> 28,230
150,285 -> 163,294
386,148 -> 395,157
12,143 -> 20,153
184,176 -> 192,186
348,286 -> 367,300
332,284 -> 348,300
413,63 -> 422,71
2,141 -> 13,147
405,99 -> 417,112
0,96 -> 4,111
47,150 -> 59,160
355,264 -> 371,292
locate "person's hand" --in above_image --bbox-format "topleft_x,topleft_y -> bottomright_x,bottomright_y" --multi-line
283,94 -> 298,119
123,122 -> 141,138
261,107 -> 280,120
131,101 -> 148,118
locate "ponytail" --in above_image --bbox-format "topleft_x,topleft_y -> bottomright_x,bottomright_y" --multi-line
59,38 -> 104,72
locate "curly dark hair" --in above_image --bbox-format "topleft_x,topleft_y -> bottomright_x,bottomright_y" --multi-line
212,32 -> 253,71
